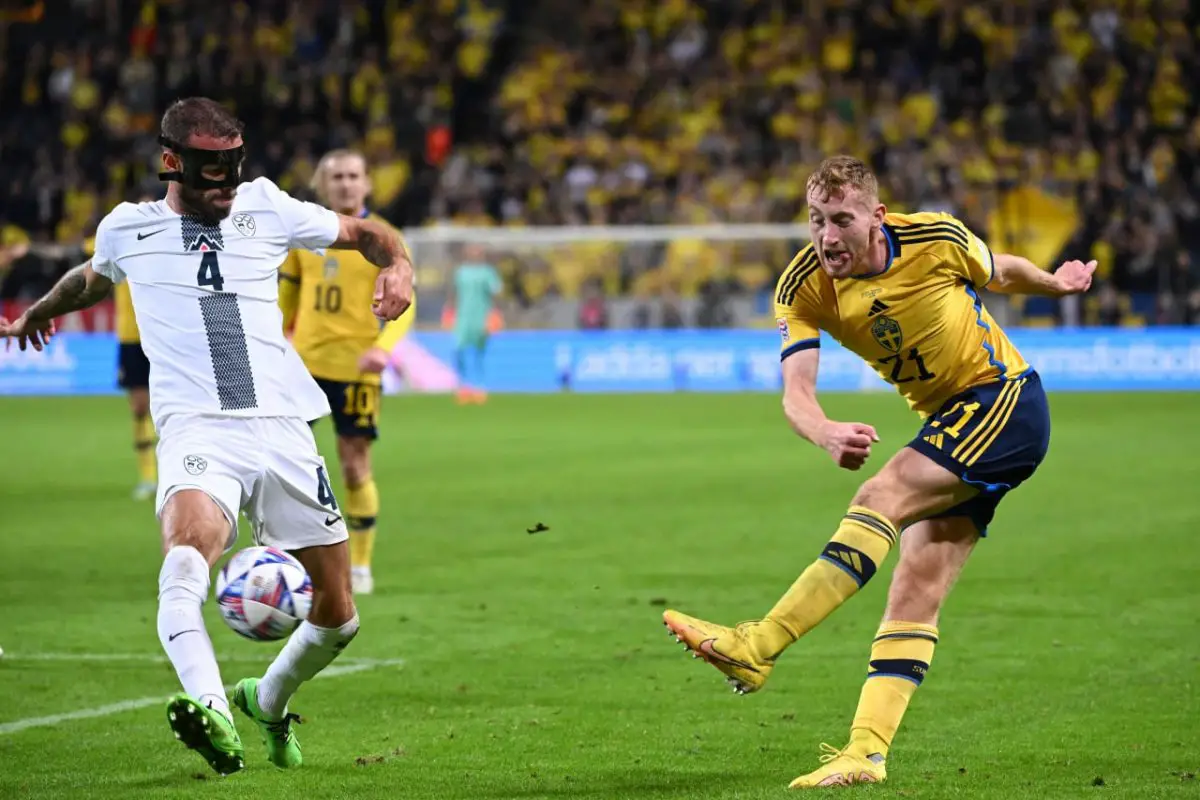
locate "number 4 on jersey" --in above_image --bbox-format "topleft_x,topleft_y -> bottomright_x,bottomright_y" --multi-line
316,466 -> 339,511
197,251 -> 225,292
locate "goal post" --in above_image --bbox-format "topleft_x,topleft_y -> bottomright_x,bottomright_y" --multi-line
401,223 -> 814,331
385,223 -> 1022,394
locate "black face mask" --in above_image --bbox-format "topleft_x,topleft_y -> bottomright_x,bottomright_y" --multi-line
157,135 -> 245,190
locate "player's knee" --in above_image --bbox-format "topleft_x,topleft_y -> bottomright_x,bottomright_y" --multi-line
338,441 -> 372,488
129,388 -> 151,417
851,475 -> 903,522
160,490 -> 229,564
342,461 -> 370,489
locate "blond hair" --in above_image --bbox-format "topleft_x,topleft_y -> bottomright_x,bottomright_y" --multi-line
309,149 -> 369,203
805,155 -> 879,203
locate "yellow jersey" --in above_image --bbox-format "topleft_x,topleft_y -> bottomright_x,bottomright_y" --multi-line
85,235 -> 140,343
279,213 -> 415,385
775,212 -> 1030,418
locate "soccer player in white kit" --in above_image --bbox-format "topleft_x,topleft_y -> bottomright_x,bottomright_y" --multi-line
0,98 -> 414,775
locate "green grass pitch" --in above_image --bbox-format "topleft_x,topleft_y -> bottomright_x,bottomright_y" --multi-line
0,392 -> 1197,799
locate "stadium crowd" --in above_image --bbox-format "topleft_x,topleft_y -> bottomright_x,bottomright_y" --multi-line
1,0 -> 1198,326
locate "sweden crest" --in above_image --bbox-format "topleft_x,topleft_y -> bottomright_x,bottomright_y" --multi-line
871,315 -> 903,353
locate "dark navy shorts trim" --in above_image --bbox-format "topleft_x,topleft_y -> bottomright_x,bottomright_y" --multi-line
907,371 -> 1050,533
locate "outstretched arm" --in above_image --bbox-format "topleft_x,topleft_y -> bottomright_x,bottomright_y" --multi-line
782,348 -> 880,471
28,261 -> 113,319
330,215 -> 414,320
990,254 -> 1096,296
0,260 -> 113,351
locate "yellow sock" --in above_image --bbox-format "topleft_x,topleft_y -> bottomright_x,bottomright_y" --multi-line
753,506 -> 899,657
848,621 -> 939,758
134,415 -> 156,484
345,477 -> 379,570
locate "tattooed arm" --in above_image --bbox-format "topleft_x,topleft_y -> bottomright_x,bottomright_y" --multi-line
0,261 -> 113,352
331,215 -> 407,267
29,261 -> 114,319
331,215 -> 414,320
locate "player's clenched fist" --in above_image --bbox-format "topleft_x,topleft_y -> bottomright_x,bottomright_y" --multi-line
1054,259 -> 1096,295
373,261 -> 414,321
819,421 -> 880,471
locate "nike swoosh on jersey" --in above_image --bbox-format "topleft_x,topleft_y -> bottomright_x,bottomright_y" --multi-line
324,515 -> 342,527
137,228 -> 168,240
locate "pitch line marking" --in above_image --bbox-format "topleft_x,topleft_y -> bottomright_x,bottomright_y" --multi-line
5,652 -> 266,664
3,652 -> 394,666
0,656 -> 404,735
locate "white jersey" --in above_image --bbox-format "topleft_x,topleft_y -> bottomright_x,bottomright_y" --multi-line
91,177 -> 340,426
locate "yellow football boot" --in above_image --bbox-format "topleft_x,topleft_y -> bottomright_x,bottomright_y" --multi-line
661,610 -> 778,694
788,743 -> 887,789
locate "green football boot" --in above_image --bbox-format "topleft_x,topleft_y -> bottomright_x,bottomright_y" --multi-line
165,694 -> 245,776
232,678 -> 303,768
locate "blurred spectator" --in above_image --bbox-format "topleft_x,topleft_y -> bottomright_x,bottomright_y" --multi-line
577,280 -> 609,330
695,277 -> 736,329
1,0 -> 1199,327
1095,283 -> 1127,327
660,287 -> 685,330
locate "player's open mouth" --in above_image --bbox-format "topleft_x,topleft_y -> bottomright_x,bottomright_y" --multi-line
824,251 -> 850,268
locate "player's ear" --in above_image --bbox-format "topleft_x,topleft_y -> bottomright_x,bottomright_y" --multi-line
162,149 -> 181,173
873,202 -> 887,228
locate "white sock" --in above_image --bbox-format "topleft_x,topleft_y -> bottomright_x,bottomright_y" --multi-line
157,545 -> 231,722
256,614 -> 359,720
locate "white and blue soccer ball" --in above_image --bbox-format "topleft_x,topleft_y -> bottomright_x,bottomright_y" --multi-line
215,546 -> 313,642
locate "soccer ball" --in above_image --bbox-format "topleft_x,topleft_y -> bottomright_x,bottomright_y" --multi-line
215,546 -> 313,641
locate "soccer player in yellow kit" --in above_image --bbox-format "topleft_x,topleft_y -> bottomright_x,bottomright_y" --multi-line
84,231 -> 157,499
663,157 -> 1095,789
280,150 -> 415,595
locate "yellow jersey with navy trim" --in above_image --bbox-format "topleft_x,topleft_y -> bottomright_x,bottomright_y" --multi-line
279,212 -> 415,385
774,211 -> 1030,418
85,235 -> 140,343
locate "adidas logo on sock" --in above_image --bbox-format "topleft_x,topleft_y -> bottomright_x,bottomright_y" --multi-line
868,299 -> 890,317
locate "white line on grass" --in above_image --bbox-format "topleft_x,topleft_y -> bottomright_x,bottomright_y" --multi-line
0,657 -> 404,735
4,652 -> 396,667
6,652 -> 265,664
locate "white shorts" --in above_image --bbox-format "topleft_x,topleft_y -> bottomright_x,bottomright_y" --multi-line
155,415 -> 348,552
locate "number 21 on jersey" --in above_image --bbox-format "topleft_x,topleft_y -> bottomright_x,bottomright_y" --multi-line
878,347 -> 935,384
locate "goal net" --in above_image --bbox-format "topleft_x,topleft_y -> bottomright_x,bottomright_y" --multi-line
401,224 -> 813,331
389,223 -> 1027,394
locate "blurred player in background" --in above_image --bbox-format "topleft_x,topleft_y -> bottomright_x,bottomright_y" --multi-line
663,156 -> 1094,789
448,244 -> 502,404
280,149 -> 415,595
87,194 -> 158,500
